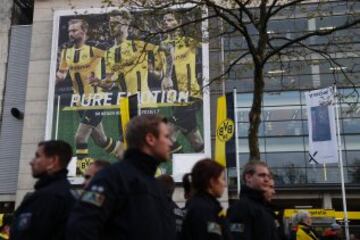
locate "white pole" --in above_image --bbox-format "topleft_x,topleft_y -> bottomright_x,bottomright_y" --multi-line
233,88 -> 241,196
55,95 -> 61,140
334,85 -> 350,240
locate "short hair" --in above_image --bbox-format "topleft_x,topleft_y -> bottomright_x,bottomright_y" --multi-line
125,115 -> 168,149
68,19 -> 89,32
38,140 -> 72,168
191,159 -> 224,193
92,159 -> 111,169
157,174 -> 175,198
292,210 -> 310,225
109,9 -> 132,22
241,160 -> 269,182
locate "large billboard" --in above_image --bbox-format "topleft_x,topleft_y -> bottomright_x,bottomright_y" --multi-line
46,6 -> 210,182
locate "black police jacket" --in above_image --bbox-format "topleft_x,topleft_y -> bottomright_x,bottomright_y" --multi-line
66,149 -> 176,240
11,169 -> 75,240
181,192 -> 232,240
227,185 -> 280,240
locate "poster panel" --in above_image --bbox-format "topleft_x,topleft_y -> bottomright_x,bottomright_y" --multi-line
305,87 -> 338,164
46,6 -> 210,182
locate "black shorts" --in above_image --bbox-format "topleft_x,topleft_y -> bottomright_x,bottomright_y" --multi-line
78,110 -> 103,127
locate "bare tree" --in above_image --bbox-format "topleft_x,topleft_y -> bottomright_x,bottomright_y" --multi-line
69,0 -> 360,161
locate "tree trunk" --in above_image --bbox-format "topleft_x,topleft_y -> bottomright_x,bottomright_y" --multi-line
248,63 -> 264,161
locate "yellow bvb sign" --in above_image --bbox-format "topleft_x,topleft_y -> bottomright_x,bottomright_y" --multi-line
217,119 -> 235,142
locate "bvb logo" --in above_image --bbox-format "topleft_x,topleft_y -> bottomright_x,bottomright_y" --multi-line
217,119 -> 235,142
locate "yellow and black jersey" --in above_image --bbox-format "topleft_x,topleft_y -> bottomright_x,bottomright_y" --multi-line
58,43 -> 105,96
105,40 -> 161,95
161,36 -> 202,98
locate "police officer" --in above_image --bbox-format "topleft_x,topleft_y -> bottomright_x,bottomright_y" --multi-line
228,161 -> 280,240
157,174 -> 184,240
67,115 -> 176,240
181,159 -> 231,240
11,140 -> 75,240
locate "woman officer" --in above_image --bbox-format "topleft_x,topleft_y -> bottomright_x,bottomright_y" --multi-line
181,159 -> 232,240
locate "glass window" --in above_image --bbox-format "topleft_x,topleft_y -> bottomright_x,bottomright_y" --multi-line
268,18 -> 308,33
237,109 -> 250,122
306,166 -> 344,184
348,166 -> 360,184
344,135 -> 360,150
266,152 -> 306,168
264,121 -> 304,136
271,167 -> 307,185
263,106 -> 303,121
238,137 -> 265,153
263,91 -> 301,106
342,119 -> 360,134
237,122 -> 249,137
341,105 -> 360,118
345,151 -> 360,166
265,136 -> 305,152
236,93 -> 252,107
228,79 -> 254,93
316,15 -> 349,29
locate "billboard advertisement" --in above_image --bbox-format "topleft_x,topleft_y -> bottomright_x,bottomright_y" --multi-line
305,87 -> 338,165
46,6 -> 210,182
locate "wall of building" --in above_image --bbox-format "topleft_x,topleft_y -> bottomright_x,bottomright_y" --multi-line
15,0 -> 116,205
15,0 -> 360,211
0,0 -> 13,118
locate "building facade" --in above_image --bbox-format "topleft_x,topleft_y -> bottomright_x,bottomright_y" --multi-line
0,0 -> 359,224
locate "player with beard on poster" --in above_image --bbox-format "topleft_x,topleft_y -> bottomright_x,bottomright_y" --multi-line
56,18 -> 124,175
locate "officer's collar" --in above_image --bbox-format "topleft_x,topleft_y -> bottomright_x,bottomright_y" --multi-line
190,192 -> 223,215
34,169 -> 68,190
239,184 -> 266,203
124,149 -> 160,176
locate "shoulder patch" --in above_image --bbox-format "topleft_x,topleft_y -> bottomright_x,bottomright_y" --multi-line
230,223 -> 245,233
207,222 -> 222,235
17,212 -> 32,231
80,191 -> 105,207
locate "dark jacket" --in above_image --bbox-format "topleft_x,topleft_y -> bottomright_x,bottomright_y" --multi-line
227,185 -> 280,240
181,192 -> 232,240
66,149 -> 176,240
10,169 -> 75,240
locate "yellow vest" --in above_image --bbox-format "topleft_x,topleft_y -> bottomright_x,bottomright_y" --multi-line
296,224 -> 319,240
0,232 -> 9,240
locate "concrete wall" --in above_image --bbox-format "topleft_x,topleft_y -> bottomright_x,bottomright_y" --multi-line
0,0 -> 13,119
15,0 -> 112,205
0,0 -> 13,202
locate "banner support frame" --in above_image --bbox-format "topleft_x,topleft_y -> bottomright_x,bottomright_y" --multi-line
233,88 -> 241,197
334,85 -> 350,240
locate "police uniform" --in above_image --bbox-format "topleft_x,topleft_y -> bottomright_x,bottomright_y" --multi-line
181,192 -> 231,240
10,170 -> 75,240
227,185 -> 280,240
66,149 -> 176,240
